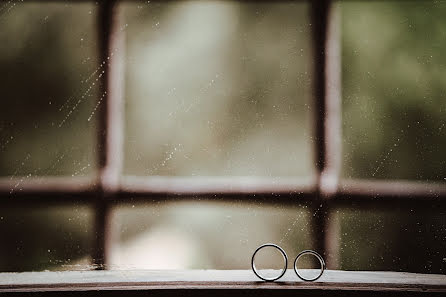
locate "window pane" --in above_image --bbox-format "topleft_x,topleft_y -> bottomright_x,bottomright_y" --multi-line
337,207 -> 446,274
123,1 -> 313,177
0,205 -> 93,272
342,1 -> 446,181
110,201 -> 312,269
0,2 -> 99,177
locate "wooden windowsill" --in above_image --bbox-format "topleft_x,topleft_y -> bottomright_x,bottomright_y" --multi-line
0,269 -> 445,296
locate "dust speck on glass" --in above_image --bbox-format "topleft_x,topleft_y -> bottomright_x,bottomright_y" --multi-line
0,0 -> 444,275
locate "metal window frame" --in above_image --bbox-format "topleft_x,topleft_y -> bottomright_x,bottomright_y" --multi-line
0,0 -> 445,271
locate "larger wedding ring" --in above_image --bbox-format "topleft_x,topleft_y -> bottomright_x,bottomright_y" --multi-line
251,243 -> 288,281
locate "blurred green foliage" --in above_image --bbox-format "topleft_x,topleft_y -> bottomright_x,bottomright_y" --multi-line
342,1 -> 446,181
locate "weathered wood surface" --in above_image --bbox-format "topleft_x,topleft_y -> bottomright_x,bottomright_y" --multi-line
0,269 -> 445,294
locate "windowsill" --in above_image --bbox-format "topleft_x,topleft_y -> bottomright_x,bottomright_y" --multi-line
0,270 -> 445,295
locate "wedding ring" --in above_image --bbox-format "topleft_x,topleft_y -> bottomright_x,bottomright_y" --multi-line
251,243 -> 288,281
293,250 -> 325,281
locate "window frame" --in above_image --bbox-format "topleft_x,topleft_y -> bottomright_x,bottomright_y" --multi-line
0,0 -> 445,284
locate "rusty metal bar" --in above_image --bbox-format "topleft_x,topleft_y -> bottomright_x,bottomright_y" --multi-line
94,0 -> 125,270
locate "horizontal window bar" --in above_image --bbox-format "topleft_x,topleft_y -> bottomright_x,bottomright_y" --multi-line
337,179 -> 446,201
120,176 -> 316,196
0,176 -> 445,206
0,176 -> 97,204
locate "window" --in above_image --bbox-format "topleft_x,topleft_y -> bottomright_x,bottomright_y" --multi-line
0,0 -> 445,295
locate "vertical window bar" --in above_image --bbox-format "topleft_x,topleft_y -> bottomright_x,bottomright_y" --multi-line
323,1 -> 342,269
322,1 -> 342,196
94,0 -> 125,269
310,0 -> 342,269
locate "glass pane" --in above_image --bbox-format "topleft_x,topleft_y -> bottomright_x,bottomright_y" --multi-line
0,205 -> 93,272
337,207 -> 446,274
123,0 -> 313,177
110,201 -> 312,269
0,2 -> 99,177
342,1 -> 446,181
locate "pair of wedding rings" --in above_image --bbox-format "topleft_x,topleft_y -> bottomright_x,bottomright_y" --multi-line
251,243 -> 326,282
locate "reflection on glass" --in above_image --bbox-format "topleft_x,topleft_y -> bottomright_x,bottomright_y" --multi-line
123,0 -> 313,177
0,3 -> 98,177
342,1 -> 446,181
110,201 -> 312,269
0,205 -> 93,272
